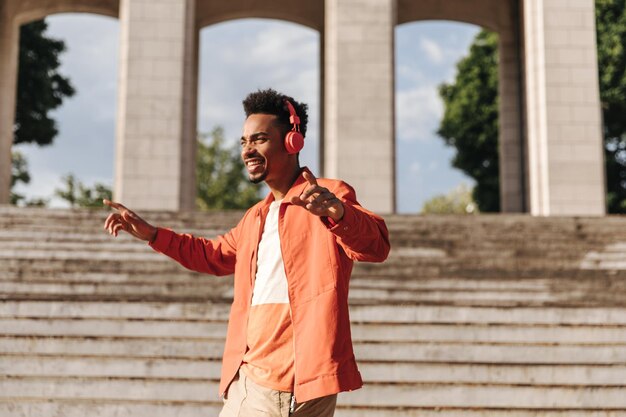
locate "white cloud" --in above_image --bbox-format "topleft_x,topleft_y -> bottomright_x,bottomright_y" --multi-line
197,19 -> 320,171
395,85 -> 443,142
249,24 -> 318,67
48,14 -> 119,89
419,37 -> 444,65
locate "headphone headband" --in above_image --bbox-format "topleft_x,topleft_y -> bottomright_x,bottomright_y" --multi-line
283,99 -> 304,154
284,99 -> 301,126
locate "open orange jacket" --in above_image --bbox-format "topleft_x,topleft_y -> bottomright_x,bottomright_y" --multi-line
150,168 -> 390,402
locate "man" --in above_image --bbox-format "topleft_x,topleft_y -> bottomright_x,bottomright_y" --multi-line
104,89 -> 390,416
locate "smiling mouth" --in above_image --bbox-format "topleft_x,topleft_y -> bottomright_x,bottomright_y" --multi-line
245,158 -> 265,172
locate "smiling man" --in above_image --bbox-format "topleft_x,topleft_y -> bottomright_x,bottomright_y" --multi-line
103,88 -> 390,417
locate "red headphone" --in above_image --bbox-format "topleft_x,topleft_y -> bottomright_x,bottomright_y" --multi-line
284,99 -> 304,154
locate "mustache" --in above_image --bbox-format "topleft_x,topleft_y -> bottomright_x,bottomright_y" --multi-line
244,153 -> 264,161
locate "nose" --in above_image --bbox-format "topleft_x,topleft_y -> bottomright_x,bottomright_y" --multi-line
241,141 -> 255,158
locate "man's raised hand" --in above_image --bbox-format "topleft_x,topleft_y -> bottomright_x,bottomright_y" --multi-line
103,199 -> 157,242
290,171 -> 344,222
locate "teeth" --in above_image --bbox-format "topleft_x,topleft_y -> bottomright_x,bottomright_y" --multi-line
246,160 -> 263,167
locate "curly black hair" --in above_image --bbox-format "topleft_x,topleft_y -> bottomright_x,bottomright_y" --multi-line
242,88 -> 309,137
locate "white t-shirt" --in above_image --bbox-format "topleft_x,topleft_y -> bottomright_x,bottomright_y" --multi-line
251,200 -> 289,306
242,199 -> 295,391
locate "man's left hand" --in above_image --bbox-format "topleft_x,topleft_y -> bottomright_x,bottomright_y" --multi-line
290,171 -> 344,222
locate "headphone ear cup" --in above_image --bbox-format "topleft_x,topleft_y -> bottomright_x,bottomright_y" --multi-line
284,131 -> 304,154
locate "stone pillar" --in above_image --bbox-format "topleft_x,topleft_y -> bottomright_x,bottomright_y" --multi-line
324,0 -> 396,214
498,0 -> 527,212
0,5 -> 18,204
523,0 -> 605,215
115,0 -> 198,211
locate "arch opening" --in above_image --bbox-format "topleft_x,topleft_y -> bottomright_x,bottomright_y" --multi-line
12,13 -> 119,207
394,20 -> 506,213
195,18 -> 321,207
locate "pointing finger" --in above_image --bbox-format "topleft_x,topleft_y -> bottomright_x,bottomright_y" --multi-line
103,199 -> 127,212
302,171 -> 318,187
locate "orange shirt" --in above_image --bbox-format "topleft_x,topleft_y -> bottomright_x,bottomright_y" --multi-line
150,168 -> 390,402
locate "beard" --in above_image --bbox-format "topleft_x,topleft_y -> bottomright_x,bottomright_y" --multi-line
249,171 -> 267,184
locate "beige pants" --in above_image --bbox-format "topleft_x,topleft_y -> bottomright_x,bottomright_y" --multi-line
219,369 -> 337,417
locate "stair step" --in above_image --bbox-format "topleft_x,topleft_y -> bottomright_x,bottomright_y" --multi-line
2,401 -> 624,417
0,400 -> 221,417
3,301 -> 626,325
2,376 -> 624,408
344,383 -> 626,408
1,335 -> 622,365
0,375 -> 217,401
3,355 -> 625,385
0,336 -> 222,358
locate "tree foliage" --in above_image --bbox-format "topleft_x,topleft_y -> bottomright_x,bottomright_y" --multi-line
196,127 -> 261,210
11,152 -> 50,206
10,19 -> 75,204
54,174 -> 112,208
10,152 -> 31,205
421,183 -> 479,214
597,0 -> 626,212
437,30 -> 500,212
14,19 -> 75,146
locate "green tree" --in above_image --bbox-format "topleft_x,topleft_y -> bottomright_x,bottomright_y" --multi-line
196,127 -> 261,210
11,151 -> 50,206
10,151 -> 31,205
14,19 -> 75,146
422,183 -> 479,214
54,174 -> 112,208
437,30 -> 500,212
10,19 -> 75,204
597,0 -> 626,213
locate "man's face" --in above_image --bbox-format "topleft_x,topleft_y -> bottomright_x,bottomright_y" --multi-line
240,113 -> 289,184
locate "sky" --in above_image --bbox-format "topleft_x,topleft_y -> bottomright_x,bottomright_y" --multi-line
12,14 -> 480,212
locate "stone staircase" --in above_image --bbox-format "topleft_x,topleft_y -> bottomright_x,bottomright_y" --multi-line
1,205 -> 626,416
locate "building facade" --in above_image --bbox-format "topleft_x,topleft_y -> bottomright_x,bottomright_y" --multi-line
0,0 -> 605,215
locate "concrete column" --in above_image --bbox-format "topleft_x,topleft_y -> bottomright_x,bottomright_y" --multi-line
0,5 -> 18,204
115,0 -> 198,211
523,0 -> 605,215
324,0 -> 396,214
498,0 -> 527,212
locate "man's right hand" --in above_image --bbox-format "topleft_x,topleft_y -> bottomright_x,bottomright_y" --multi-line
103,199 -> 157,242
